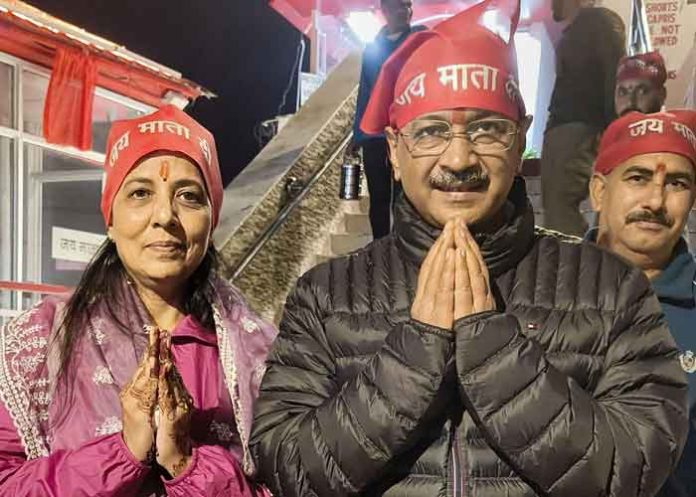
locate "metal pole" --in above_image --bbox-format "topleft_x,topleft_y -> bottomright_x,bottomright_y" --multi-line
296,37 -> 307,111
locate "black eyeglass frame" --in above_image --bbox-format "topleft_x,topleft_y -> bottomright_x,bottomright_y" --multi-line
396,117 -> 521,158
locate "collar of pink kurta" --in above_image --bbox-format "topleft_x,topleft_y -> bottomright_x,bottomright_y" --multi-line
0,276 -> 276,476
172,314 -> 218,345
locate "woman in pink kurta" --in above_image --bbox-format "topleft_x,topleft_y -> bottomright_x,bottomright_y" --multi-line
0,106 -> 276,496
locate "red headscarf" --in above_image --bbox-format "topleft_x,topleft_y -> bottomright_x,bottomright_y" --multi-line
360,0 -> 525,134
594,110 -> 696,175
101,105 -> 223,228
616,51 -> 667,88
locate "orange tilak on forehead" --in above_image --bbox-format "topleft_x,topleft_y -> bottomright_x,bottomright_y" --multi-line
650,162 -> 673,186
654,162 -> 667,181
159,160 -> 170,182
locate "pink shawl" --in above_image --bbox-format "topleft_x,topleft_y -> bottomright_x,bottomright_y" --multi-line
0,276 -> 276,476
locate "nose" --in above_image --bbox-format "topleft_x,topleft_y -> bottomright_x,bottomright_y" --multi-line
642,179 -> 667,213
629,90 -> 638,108
152,193 -> 178,228
439,134 -> 479,171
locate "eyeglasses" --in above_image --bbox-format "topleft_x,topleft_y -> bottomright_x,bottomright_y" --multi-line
398,118 -> 519,158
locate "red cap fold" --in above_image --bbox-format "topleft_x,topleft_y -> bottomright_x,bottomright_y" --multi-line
101,105 -> 223,228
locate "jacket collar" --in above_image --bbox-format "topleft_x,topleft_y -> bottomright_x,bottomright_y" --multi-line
393,176 -> 537,277
652,239 -> 696,306
583,228 -> 598,243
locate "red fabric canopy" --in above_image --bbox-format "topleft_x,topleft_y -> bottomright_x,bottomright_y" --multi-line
43,48 -> 96,150
270,0 -> 553,33
0,14 -> 206,109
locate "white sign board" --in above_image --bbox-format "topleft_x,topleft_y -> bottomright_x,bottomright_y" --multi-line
52,227 -> 106,264
601,0 -> 696,81
646,0 -> 696,77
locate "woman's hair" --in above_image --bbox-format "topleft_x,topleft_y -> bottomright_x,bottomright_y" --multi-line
55,238 -> 219,385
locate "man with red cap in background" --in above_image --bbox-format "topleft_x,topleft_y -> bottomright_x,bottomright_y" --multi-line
587,110 -> 696,497
614,51 -> 668,116
251,1 -> 687,495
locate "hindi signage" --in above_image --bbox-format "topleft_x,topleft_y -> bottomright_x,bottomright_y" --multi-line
52,227 -> 106,264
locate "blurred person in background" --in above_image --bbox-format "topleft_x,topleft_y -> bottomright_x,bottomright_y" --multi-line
614,51 -> 668,116
350,0 -> 426,239
541,0 -> 625,236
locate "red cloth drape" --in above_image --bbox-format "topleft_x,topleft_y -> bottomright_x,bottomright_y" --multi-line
43,48 -> 96,150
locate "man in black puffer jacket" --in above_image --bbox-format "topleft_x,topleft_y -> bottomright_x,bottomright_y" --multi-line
250,1 -> 688,495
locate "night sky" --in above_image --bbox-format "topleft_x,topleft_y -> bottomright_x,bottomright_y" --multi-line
28,0 -> 307,185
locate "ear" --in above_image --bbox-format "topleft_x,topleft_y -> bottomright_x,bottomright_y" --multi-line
515,115 -> 533,173
521,114 -> 533,136
519,115 -> 533,151
589,173 -> 607,212
385,126 -> 402,181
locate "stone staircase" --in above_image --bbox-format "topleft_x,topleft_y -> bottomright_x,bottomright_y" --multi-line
313,196 -> 373,265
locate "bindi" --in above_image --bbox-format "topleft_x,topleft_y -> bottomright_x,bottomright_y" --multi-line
159,161 -> 170,182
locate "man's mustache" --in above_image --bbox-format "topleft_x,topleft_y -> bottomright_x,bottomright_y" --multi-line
625,209 -> 673,227
619,106 -> 644,117
429,167 -> 490,190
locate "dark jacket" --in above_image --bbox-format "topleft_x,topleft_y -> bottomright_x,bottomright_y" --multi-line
637,239 -> 696,497
546,7 -> 625,131
353,25 -> 427,145
583,232 -> 696,497
652,240 -> 696,388
252,178 -> 688,497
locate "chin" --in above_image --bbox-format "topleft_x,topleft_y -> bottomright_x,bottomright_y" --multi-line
623,231 -> 673,255
140,263 -> 192,282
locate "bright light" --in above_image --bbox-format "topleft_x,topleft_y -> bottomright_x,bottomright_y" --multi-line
514,32 -> 542,147
480,9 -> 512,43
346,11 -> 383,44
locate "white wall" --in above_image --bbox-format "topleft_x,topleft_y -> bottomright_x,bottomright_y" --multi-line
515,22 -> 557,155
